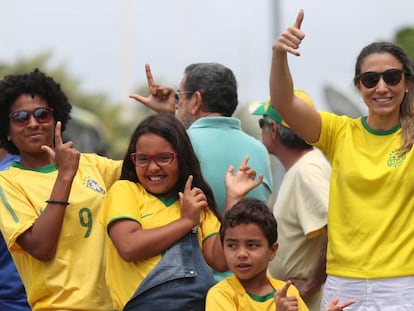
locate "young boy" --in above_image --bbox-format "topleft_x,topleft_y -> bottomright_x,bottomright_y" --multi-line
205,198 -> 354,311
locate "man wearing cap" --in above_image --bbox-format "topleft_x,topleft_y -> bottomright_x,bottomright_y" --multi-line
250,88 -> 331,311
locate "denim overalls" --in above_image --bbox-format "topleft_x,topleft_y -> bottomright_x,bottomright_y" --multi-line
124,227 -> 217,311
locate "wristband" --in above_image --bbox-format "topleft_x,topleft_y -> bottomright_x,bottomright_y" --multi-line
46,200 -> 70,206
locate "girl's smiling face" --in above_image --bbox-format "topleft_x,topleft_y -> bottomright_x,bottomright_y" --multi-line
134,133 -> 179,198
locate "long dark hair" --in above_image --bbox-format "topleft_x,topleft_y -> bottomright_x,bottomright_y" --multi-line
120,113 -> 221,221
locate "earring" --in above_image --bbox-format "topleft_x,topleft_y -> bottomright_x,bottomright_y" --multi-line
405,89 -> 409,93
7,136 -> 11,141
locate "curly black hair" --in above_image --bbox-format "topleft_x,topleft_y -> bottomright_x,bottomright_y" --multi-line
0,68 -> 72,154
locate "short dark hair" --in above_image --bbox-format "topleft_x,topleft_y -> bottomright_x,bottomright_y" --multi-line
183,63 -> 238,117
276,123 -> 313,150
0,68 -> 72,154
220,198 -> 277,247
120,113 -> 221,221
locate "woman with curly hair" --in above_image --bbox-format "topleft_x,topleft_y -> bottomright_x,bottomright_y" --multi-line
0,68 -> 122,310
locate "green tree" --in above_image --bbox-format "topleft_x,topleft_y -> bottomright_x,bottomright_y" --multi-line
394,27 -> 414,71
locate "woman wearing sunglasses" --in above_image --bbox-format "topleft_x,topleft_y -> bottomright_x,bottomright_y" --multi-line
100,113 -> 263,310
269,10 -> 414,311
0,69 -> 122,310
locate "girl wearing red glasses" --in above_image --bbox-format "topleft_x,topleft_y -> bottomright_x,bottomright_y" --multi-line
100,113 -> 262,311
0,69 -> 122,310
270,9 -> 414,311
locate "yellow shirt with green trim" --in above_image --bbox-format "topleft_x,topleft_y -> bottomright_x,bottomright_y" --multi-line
315,112 -> 414,278
100,180 -> 221,310
205,275 -> 308,310
0,153 -> 122,311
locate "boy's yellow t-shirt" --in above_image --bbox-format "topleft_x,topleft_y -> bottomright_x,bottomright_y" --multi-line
206,275 -> 308,310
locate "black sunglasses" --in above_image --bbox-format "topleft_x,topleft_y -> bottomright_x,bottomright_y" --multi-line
9,107 -> 53,126
175,90 -> 194,102
358,69 -> 405,89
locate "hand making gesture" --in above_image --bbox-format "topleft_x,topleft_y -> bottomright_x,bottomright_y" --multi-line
129,64 -> 176,114
274,9 -> 305,57
324,297 -> 356,311
41,121 -> 80,179
224,156 -> 264,211
179,175 -> 208,227
274,281 -> 300,311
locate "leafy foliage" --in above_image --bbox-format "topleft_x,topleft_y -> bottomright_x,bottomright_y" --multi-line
394,27 -> 414,71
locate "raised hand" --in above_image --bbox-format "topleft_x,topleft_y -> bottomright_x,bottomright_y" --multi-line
324,298 -> 356,311
273,9 -> 305,57
274,281 -> 299,311
179,175 -> 208,227
41,121 -> 80,179
129,64 -> 176,113
225,156 -> 264,211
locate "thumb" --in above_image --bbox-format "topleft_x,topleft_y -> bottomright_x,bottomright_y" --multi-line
178,191 -> 183,203
294,9 -> 304,29
129,93 -> 145,103
41,145 -> 55,162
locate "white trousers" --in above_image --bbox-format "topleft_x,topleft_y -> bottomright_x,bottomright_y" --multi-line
321,275 -> 414,311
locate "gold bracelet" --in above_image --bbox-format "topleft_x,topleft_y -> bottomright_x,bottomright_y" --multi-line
46,200 -> 70,206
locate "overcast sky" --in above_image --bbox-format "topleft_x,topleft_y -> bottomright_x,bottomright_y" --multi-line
1,0 -> 414,113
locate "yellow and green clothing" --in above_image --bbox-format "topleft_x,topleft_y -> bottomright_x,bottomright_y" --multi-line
100,180 -> 221,310
0,154 -> 122,310
315,112 -> 414,278
206,275 -> 308,310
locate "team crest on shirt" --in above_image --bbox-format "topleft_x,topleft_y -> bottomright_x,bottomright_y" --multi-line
83,176 -> 106,194
387,149 -> 406,168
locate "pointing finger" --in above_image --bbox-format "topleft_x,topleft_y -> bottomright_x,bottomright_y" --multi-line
280,280 -> 291,297
184,175 -> 193,193
275,280 -> 291,300
54,121 -> 63,147
294,9 -> 304,29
